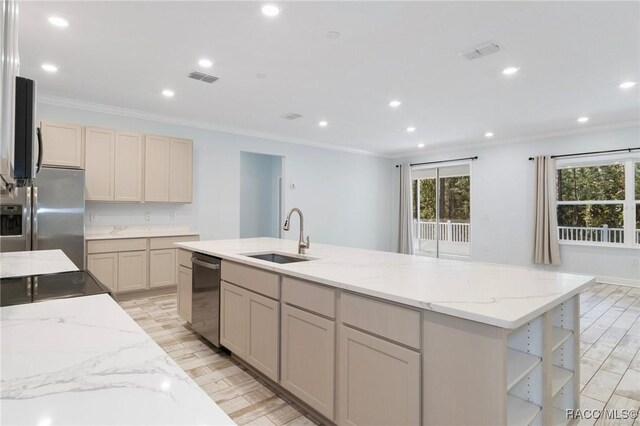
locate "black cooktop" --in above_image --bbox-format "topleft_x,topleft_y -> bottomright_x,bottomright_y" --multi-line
0,270 -> 112,307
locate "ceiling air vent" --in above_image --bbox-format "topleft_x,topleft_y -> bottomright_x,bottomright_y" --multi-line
282,113 -> 302,120
188,71 -> 219,83
458,41 -> 502,60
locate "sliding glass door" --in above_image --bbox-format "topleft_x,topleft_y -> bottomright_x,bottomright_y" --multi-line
412,163 -> 471,258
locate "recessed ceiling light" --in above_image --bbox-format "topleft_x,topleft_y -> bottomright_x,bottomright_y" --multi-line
198,58 -> 213,68
318,120 -> 328,127
48,16 -> 68,28
162,89 -> 175,98
417,143 -> 425,148
261,4 -> 280,17
577,116 -> 589,123
485,132 -> 494,138
502,66 -> 520,76
389,100 -> 401,108
327,31 -> 341,39
41,63 -> 58,73
619,81 -> 637,89
406,127 -> 416,133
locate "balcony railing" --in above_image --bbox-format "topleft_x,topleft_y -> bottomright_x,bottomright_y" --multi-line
557,225 -> 624,244
415,220 -> 470,243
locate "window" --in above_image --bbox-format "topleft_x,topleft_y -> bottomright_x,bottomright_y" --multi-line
556,155 -> 639,247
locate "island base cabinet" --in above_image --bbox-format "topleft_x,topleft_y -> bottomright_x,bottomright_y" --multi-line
246,292 -> 280,382
220,281 -> 248,358
281,305 -> 335,420
339,325 -> 420,426
177,265 -> 192,323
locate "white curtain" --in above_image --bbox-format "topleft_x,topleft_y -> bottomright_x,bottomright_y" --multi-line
533,156 -> 561,265
398,164 -> 415,254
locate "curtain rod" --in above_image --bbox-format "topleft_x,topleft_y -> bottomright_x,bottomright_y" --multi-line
395,156 -> 478,168
528,147 -> 640,161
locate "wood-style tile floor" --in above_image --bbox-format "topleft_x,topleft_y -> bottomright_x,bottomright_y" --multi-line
119,283 -> 640,426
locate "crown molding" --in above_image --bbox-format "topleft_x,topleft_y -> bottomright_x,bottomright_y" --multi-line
390,120 -> 640,159
38,94 -> 385,158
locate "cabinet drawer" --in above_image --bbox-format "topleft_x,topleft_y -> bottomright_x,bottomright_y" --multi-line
149,235 -> 199,250
221,260 -> 279,300
282,276 -> 335,318
177,249 -> 193,268
87,238 -> 147,254
340,292 -> 421,349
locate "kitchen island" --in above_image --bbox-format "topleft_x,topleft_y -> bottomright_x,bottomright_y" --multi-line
177,237 -> 594,426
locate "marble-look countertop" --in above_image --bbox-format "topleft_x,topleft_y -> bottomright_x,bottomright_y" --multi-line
85,226 -> 199,241
0,250 -> 79,278
0,294 -> 235,426
177,238 -> 594,329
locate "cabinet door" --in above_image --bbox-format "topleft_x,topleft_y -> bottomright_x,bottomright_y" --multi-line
149,249 -> 176,288
220,281 -> 247,357
281,304 -> 335,419
114,131 -> 143,201
144,135 -> 170,202
87,253 -> 118,292
169,138 -> 193,203
40,120 -> 84,169
84,126 -> 115,201
117,251 -> 148,292
246,291 -> 280,382
339,325 -> 420,426
177,265 -> 192,323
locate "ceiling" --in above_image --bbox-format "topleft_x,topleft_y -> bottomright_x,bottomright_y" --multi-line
18,1 -> 640,156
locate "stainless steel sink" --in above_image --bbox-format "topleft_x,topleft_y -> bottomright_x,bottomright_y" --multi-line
245,253 -> 310,264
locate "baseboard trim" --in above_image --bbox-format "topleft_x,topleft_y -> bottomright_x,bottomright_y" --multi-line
115,285 -> 177,301
595,275 -> 640,288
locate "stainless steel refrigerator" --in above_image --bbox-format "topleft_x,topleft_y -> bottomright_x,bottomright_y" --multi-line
0,167 -> 85,268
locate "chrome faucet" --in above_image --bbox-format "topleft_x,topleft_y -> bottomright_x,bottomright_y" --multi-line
283,208 -> 310,254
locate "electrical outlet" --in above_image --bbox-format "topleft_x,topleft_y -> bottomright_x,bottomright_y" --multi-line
170,212 -> 175,221
89,212 -> 97,222
632,257 -> 639,267
145,212 -> 151,223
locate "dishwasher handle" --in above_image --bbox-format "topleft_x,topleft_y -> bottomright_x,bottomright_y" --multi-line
191,257 -> 220,270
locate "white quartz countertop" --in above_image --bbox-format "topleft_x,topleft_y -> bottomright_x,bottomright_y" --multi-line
0,294 -> 235,426
0,250 -> 79,278
85,226 -> 199,240
177,238 -> 594,329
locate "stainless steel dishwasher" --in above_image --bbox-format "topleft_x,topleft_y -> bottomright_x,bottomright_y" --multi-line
191,253 -> 221,347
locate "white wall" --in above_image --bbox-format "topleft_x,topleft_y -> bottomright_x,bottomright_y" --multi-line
239,152 -> 281,238
38,103 -> 393,251
392,125 -> 640,285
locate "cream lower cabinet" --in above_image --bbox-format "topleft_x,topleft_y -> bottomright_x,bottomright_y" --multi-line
246,291 -> 279,382
117,251 -> 148,292
220,281 -> 248,357
87,253 -> 118,292
339,325 -> 421,426
149,249 -> 176,288
281,304 -> 335,419
177,265 -> 192,323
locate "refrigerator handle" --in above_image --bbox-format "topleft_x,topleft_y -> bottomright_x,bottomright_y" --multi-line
32,186 -> 38,250
36,127 -> 44,174
25,186 -> 32,251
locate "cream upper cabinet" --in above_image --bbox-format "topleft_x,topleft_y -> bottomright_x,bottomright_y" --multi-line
144,135 -> 171,202
169,138 -> 193,203
114,131 -> 143,202
40,120 -> 84,169
85,126 -> 115,201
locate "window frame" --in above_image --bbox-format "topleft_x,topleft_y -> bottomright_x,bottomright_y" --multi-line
555,153 -> 640,249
